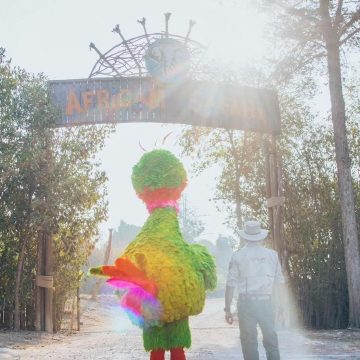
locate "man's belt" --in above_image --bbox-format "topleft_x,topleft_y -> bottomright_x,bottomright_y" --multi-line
238,294 -> 272,300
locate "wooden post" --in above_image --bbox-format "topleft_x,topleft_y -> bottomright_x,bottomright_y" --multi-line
35,137 -> 55,332
35,232 -> 45,331
91,228 -> 113,300
275,144 -> 288,270
44,232 -> 54,333
264,135 -> 291,328
264,135 -> 286,264
35,231 -> 54,332
263,138 -> 274,246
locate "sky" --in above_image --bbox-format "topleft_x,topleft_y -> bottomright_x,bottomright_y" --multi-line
1,0 -> 270,243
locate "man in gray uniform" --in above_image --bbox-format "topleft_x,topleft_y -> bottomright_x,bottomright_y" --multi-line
225,220 -> 284,360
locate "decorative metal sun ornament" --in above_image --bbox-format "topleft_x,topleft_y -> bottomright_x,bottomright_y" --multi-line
88,13 -> 204,83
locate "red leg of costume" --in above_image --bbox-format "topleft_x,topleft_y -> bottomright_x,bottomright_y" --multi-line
150,349 -> 165,360
170,348 -> 186,360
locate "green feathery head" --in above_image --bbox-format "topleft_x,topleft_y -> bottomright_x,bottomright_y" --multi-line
131,149 -> 187,193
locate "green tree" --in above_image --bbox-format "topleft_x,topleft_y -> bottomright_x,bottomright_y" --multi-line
0,53 -> 59,329
50,125 -> 109,329
260,0 -> 360,328
0,50 -> 111,330
179,127 -> 267,238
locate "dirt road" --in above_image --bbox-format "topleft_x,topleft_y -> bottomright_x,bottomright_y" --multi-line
1,296 -> 360,359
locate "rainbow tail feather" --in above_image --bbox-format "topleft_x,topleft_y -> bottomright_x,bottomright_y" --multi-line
107,279 -> 162,328
89,258 -> 162,328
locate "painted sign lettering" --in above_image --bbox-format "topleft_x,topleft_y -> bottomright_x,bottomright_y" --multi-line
48,77 -> 280,134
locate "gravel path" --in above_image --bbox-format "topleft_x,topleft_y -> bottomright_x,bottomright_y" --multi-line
1,296 -> 360,359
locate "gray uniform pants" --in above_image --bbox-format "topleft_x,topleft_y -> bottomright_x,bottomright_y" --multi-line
237,296 -> 280,360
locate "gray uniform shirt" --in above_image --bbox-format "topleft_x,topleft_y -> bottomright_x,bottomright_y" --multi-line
226,243 -> 285,295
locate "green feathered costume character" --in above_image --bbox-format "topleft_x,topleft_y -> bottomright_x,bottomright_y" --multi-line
90,149 -> 217,360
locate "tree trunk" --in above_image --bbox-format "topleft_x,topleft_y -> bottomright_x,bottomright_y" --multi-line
77,287 -> 80,331
14,239 -> 27,331
321,1 -> 360,328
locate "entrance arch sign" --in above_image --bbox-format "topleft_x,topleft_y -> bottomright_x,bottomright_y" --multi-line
49,77 -> 281,134
48,13 -> 281,135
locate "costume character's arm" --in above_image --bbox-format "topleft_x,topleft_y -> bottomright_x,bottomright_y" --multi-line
189,244 -> 217,290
